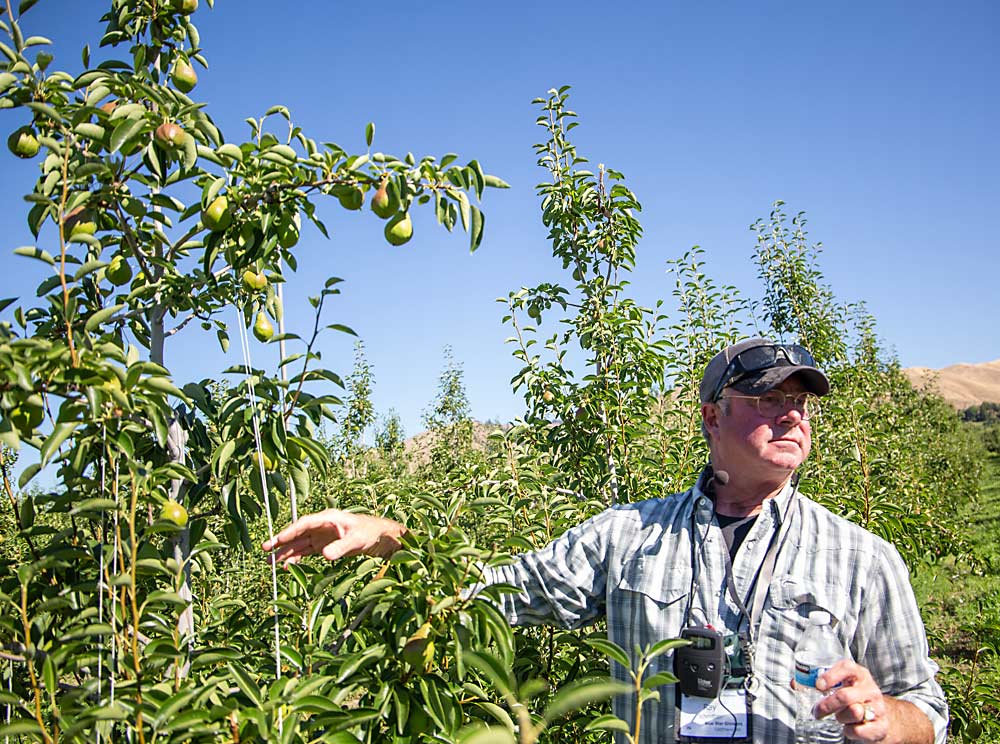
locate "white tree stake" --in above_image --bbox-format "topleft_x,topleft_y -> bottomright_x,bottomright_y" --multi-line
235,308 -> 284,695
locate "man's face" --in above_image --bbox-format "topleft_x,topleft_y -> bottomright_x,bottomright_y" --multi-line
702,375 -> 812,481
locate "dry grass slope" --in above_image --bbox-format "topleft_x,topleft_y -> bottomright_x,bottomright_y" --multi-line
903,359 -> 1000,409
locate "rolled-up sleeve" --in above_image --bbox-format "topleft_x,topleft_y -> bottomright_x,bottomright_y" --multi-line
854,542 -> 949,743
479,509 -> 618,630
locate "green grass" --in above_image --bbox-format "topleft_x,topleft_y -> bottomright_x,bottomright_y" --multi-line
912,452 -> 1000,742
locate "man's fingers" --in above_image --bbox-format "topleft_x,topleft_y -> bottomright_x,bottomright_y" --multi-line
322,536 -> 364,562
834,701 -> 868,725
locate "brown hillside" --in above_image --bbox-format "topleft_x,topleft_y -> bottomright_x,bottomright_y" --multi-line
903,359 -> 1000,409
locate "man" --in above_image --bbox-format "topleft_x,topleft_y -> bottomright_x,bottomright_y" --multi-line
263,338 -> 947,744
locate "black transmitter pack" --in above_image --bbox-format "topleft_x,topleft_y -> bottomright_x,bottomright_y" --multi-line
674,626 -> 728,698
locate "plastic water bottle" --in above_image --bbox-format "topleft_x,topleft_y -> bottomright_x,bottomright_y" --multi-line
794,610 -> 845,744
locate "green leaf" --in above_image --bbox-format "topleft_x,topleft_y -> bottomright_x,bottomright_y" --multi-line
0,720 -> 44,737
326,323 -> 357,336
295,695 -> 342,713
289,459 -> 310,503
457,725 -> 516,744
142,375 -> 191,403
269,144 -> 297,162
542,678 -> 631,722
584,714 -> 630,733
646,637 -> 690,661
204,176 -> 226,206
585,637 -> 630,668
464,651 -> 514,695
641,671 -> 678,689
227,661 -> 262,705
14,245 -> 54,266
18,463 -> 41,489
183,133 -> 198,169
25,101 -> 60,122
484,174 -> 510,189
70,498 -> 119,516
365,121 -> 375,147
85,303 -> 124,332
455,189 -> 471,231
335,644 -> 385,684
110,117 -> 144,153
42,655 -> 56,693
40,421 -> 79,466
216,143 -> 243,163
469,205 -> 484,253
467,160 -> 486,197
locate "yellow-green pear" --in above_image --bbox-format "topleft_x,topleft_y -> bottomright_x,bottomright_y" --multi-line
202,195 -> 232,232
171,59 -> 198,93
107,255 -> 133,285
401,622 -> 435,669
384,212 -> 412,246
252,312 -> 274,342
337,186 -> 364,211
159,500 -> 188,527
242,269 -> 268,291
7,127 -> 39,158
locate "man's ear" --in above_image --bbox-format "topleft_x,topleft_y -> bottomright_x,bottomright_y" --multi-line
702,402 -> 721,438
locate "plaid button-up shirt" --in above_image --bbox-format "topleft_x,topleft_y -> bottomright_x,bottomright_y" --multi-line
482,478 -> 948,743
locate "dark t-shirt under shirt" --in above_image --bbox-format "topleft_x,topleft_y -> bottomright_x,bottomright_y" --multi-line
715,512 -> 757,560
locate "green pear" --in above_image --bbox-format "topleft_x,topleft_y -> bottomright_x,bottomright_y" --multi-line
253,312 -> 274,342
7,127 -> 39,158
159,500 -> 188,527
384,212 -> 413,246
242,269 -> 268,291
202,195 -> 232,232
337,186 -> 364,211
401,622 -> 435,669
171,59 -> 198,93
107,255 -> 133,285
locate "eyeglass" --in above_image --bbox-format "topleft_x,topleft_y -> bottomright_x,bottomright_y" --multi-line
720,391 -> 821,420
709,344 -> 816,402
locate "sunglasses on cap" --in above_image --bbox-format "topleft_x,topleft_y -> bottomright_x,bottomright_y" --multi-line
709,343 -> 816,403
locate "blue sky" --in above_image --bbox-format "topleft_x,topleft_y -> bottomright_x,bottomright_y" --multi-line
1,0 -> 997,440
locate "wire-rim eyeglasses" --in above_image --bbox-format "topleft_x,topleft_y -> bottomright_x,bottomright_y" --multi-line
719,391 -> 821,420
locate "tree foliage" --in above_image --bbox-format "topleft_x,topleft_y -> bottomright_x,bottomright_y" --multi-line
0,6 -> 984,738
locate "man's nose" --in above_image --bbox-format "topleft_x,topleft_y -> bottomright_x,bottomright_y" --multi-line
776,403 -> 805,424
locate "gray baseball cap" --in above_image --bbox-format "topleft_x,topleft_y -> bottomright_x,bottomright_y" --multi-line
699,338 -> 830,404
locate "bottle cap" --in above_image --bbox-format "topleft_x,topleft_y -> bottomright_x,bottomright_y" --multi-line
808,610 -> 831,625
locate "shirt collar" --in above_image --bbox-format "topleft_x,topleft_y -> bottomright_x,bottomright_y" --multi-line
691,469 -> 798,524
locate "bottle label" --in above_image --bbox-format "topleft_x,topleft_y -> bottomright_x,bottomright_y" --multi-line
794,660 -> 828,689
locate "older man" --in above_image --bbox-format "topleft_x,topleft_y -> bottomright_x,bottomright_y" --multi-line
263,338 -> 947,744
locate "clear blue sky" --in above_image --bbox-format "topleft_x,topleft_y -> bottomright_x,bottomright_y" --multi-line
1,1 -> 997,440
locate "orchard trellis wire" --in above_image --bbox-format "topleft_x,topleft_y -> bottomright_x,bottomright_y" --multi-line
235,307 -> 284,696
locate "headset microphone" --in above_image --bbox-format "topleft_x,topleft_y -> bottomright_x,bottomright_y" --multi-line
714,469 -> 730,486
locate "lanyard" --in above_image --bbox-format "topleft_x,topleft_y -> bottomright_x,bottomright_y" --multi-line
720,486 -> 798,644
685,473 -> 799,645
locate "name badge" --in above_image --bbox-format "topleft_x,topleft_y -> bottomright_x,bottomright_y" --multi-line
678,688 -> 749,741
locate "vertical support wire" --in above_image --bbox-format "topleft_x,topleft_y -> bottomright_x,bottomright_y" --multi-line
96,424 -> 107,744
235,308 -> 283,690
110,458 -> 119,706
276,278 -> 298,523
4,659 -> 11,744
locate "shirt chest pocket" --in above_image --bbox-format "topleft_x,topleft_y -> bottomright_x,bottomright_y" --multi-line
612,555 -> 691,652
767,574 -> 856,644
618,555 -> 691,606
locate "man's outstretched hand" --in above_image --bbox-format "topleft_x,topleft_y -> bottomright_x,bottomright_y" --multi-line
261,509 -> 407,565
